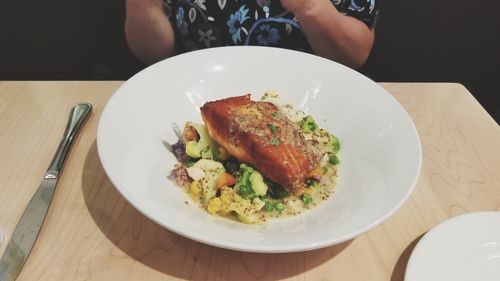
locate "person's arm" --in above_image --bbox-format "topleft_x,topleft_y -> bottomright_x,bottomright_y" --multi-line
125,0 -> 176,64
280,0 -> 375,69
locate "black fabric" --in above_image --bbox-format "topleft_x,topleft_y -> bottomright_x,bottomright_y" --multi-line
165,0 -> 378,53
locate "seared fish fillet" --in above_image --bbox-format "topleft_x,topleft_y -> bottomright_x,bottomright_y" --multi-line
200,95 -> 322,194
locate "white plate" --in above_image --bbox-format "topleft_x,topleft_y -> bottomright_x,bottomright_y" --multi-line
405,212 -> 500,281
97,46 -> 421,253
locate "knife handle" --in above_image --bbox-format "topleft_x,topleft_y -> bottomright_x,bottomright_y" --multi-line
44,103 -> 92,179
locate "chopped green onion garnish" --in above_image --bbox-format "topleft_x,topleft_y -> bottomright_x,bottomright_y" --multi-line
305,178 -> 318,187
267,123 -> 279,134
299,116 -> 318,133
303,194 -> 313,205
269,137 -> 279,146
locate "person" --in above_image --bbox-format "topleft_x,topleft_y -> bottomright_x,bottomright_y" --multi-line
125,0 -> 378,69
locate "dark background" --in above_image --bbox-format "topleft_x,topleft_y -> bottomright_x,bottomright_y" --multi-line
0,0 -> 498,122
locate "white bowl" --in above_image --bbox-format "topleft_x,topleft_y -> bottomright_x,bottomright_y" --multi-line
97,46 -> 422,253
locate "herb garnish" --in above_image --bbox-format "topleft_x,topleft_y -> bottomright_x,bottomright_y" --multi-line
269,136 -> 279,146
267,123 -> 279,134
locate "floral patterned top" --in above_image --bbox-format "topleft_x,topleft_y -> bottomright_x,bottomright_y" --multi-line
163,0 -> 378,54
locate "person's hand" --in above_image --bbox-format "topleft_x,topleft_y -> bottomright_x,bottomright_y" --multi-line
279,0 -> 329,16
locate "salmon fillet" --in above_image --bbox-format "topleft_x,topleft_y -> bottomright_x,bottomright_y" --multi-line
200,95 -> 322,194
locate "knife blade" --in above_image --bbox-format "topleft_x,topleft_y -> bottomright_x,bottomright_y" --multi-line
0,103 -> 92,281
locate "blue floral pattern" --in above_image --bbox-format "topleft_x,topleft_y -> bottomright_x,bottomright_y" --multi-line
227,5 -> 251,44
256,24 -> 280,45
164,0 -> 378,53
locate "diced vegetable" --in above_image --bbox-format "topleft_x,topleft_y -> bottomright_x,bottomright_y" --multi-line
275,203 -> 285,212
248,170 -> 268,196
252,197 -> 265,211
299,115 -> 318,133
185,123 -> 220,160
193,159 -> 225,173
319,129 -> 340,154
262,198 -> 285,213
330,134 -> 340,153
189,181 -> 201,196
307,166 -> 323,179
329,155 -> 340,165
192,159 -> 225,203
269,137 -> 279,146
183,122 -> 199,141
234,164 -> 256,199
207,197 -> 222,214
267,123 -> 279,134
219,187 -> 259,223
238,184 -> 254,198
185,141 -> 205,159
171,140 -> 188,163
169,164 -> 191,187
263,200 -> 276,212
216,172 -> 236,189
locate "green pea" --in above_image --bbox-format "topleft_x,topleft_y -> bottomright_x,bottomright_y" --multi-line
275,203 -> 285,212
239,184 -> 252,195
263,201 -> 276,212
330,135 -> 340,153
303,194 -> 313,205
329,155 -> 339,165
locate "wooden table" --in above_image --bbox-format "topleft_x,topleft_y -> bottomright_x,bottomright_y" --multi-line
0,82 -> 499,281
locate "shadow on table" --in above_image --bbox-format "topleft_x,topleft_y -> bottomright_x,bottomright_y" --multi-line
82,141 -> 352,280
390,233 -> 426,281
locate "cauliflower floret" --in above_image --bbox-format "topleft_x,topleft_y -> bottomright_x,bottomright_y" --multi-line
252,197 -> 265,211
192,159 -> 225,203
185,123 -> 220,160
248,170 -> 268,196
193,159 -> 224,172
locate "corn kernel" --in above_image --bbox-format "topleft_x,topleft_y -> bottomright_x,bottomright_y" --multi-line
190,181 -> 201,196
207,197 -> 222,214
220,187 -> 234,204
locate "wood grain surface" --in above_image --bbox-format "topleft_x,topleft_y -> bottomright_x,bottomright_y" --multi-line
0,82 -> 498,281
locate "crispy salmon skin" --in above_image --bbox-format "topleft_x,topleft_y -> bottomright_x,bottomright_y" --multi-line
200,95 -> 322,194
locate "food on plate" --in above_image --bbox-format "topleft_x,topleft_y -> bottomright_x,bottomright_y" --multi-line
168,91 -> 340,223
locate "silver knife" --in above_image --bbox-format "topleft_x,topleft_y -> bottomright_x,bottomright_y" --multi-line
0,103 -> 92,281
